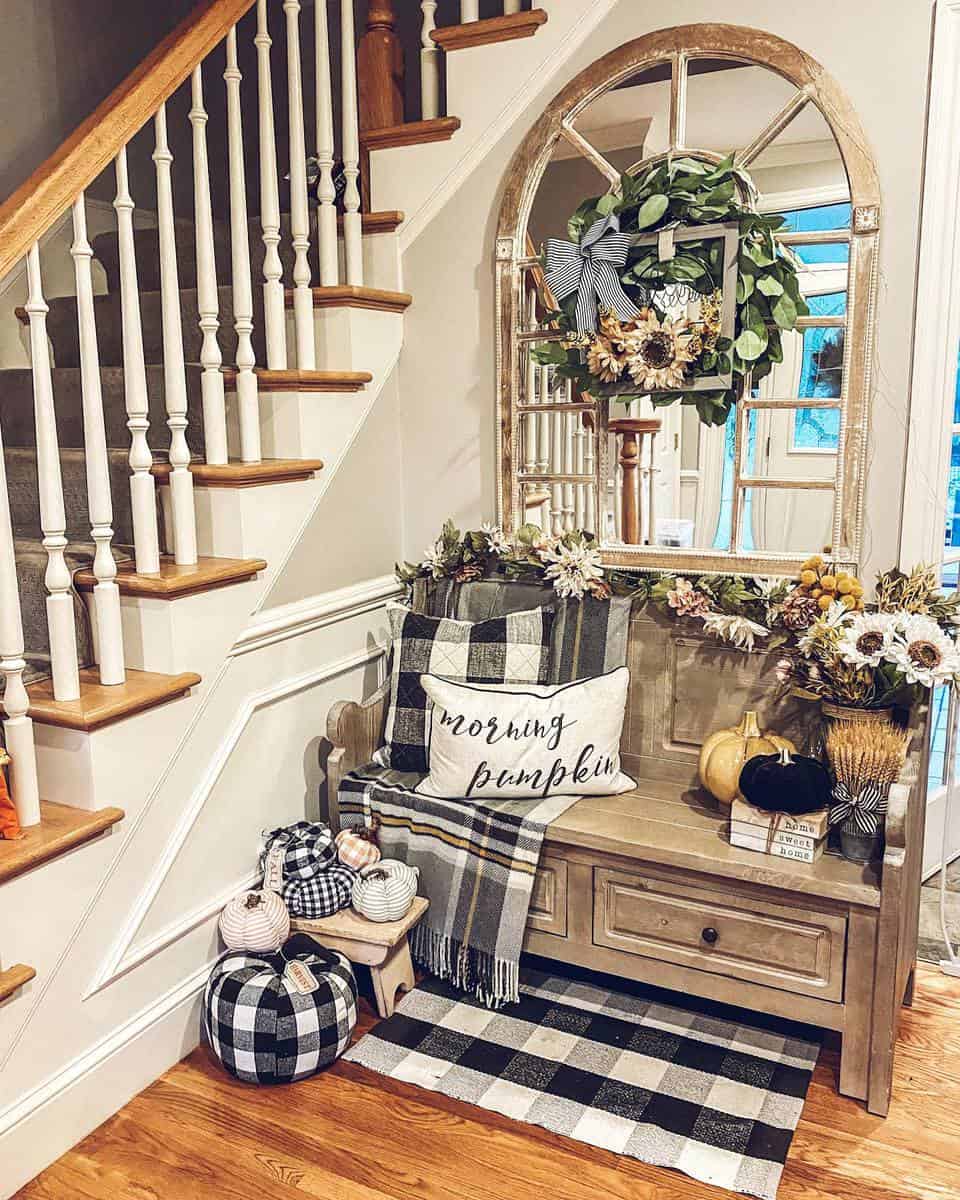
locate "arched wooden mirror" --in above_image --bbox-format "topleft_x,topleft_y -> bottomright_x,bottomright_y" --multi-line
496,25 -> 880,574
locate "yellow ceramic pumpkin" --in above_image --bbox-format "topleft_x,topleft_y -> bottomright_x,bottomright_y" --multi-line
698,711 -> 795,808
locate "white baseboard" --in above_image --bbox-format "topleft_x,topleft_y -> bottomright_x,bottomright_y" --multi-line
0,963 -> 208,1200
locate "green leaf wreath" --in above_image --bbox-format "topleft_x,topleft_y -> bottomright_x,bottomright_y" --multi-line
534,154 -> 810,427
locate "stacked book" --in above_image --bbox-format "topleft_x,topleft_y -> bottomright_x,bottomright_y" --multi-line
729,798 -> 829,863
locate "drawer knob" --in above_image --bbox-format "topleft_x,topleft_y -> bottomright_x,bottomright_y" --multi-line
701,926 -> 719,946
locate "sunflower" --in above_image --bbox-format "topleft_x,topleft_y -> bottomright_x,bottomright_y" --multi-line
889,615 -> 960,687
836,612 -> 899,669
586,334 -> 624,383
624,312 -> 696,391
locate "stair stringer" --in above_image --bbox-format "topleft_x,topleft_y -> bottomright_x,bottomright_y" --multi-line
368,0 -> 619,250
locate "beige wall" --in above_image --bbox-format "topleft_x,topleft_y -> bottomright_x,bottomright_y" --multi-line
265,366 -> 406,605
0,1 -> 197,205
396,0 -> 934,580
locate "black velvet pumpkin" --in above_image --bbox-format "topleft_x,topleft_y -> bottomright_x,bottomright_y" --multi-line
738,747 -> 831,815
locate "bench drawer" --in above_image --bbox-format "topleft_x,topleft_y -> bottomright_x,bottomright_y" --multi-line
593,867 -> 845,1002
526,856 -> 568,938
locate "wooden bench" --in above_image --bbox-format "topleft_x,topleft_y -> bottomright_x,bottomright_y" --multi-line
325,597 -> 926,1116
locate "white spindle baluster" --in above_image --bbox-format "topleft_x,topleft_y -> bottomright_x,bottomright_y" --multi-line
255,0 -> 287,369
72,195 -> 125,686
537,364 -> 550,474
614,462 -> 623,541
549,372 -> 563,537
340,0 -> 363,286
190,64 -> 229,467
315,0 -> 338,286
25,245 -> 80,702
584,418 -> 596,534
154,104 -> 198,565
420,2 -> 440,120
225,27 -> 262,464
284,0 -> 316,369
562,407 -> 575,533
114,149 -> 161,577
0,415 -> 40,827
523,293 -> 537,475
461,0 -> 480,20
574,415 -> 585,530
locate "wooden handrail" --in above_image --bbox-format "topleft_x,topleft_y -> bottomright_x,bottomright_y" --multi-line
0,0 -> 257,282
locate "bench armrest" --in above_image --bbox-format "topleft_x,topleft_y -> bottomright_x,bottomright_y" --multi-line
326,679 -> 390,831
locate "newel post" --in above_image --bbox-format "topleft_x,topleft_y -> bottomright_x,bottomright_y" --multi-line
357,0 -> 404,132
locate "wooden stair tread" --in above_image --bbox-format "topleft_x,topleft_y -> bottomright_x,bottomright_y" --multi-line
360,117 -> 461,151
223,368 -> 372,393
0,801 -> 124,885
0,964 -> 36,1002
342,209 -> 404,233
27,668 -> 200,732
74,555 -> 266,599
287,285 -> 412,313
152,458 -> 323,488
431,9 -> 548,51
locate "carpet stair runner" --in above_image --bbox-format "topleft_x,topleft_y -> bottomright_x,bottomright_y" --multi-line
3,205 -> 335,687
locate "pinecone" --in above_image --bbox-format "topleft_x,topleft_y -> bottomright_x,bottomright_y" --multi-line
779,589 -> 820,631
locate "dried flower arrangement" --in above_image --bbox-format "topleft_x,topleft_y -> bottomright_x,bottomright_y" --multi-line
400,527 -> 960,711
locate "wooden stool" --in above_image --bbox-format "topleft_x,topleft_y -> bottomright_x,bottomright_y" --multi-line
291,896 -> 428,1017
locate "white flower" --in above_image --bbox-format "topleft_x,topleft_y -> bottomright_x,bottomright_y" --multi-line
888,614 -> 960,687
775,657 -> 794,683
540,541 -> 604,599
797,599 -> 851,656
836,611 -> 899,669
421,539 -> 447,579
480,522 -> 512,556
700,612 -> 769,652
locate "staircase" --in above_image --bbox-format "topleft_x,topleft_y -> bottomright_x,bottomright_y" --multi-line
0,0 -> 628,1192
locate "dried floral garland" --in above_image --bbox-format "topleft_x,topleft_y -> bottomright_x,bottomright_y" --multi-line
534,154 -> 810,427
398,525 -> 960,707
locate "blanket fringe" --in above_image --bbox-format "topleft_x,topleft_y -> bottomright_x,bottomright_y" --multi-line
410,924 -> 519,1009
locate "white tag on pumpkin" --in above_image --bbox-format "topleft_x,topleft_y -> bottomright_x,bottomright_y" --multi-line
657,226 -> 677,262
284,959 -> 320,995
264,844 -> 285,894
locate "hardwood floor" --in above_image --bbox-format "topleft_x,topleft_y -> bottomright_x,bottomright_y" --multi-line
17,964 -> 960,1199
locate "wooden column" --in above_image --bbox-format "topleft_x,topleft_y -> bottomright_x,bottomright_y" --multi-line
358,0 -> 404,132
610,418 -> 661,546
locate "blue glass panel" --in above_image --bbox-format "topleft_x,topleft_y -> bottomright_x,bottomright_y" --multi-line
806,292 -> 847,318
929,684 -> 949,790
792,294 -> 845,450
777,203 -> 852,233
945,434 -> 960,551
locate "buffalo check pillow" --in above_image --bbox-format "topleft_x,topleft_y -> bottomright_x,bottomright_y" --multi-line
376,601 -> 554,773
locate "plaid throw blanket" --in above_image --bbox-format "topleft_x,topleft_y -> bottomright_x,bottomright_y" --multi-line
338,761 -> 579,1008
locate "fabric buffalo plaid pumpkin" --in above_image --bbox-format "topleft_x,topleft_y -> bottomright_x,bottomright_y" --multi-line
203,935 -> 357,1084
260,822 -> 337,880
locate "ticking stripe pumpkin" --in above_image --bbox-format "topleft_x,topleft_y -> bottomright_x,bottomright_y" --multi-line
351,860 -> 419,923
219,890 -> 291,952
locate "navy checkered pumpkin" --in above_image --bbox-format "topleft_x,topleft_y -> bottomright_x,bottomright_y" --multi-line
260,822 -> 337,880
282,862 -> 356,919
203,935 -> 357,1084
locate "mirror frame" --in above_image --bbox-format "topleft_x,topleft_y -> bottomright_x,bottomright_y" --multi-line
495,23 -> 881,575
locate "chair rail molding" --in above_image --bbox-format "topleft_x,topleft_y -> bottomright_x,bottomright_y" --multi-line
899,0 -> 960,566
231,573 -> 402,655
85,640 -> 388,999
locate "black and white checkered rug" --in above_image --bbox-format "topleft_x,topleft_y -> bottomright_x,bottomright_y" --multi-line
344,967 -> 820,1199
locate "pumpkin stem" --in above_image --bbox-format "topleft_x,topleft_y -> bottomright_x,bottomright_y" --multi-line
244,893 -> 264,910
737,711 -> 762,739
778,747 -> 793,766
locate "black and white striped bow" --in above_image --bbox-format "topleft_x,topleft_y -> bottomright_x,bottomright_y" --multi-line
829,781 -> 887,834
544,212 -> 640,335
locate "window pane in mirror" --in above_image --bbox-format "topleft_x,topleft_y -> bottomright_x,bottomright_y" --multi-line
741,486 -> 833,555
945,434 -> 960,551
